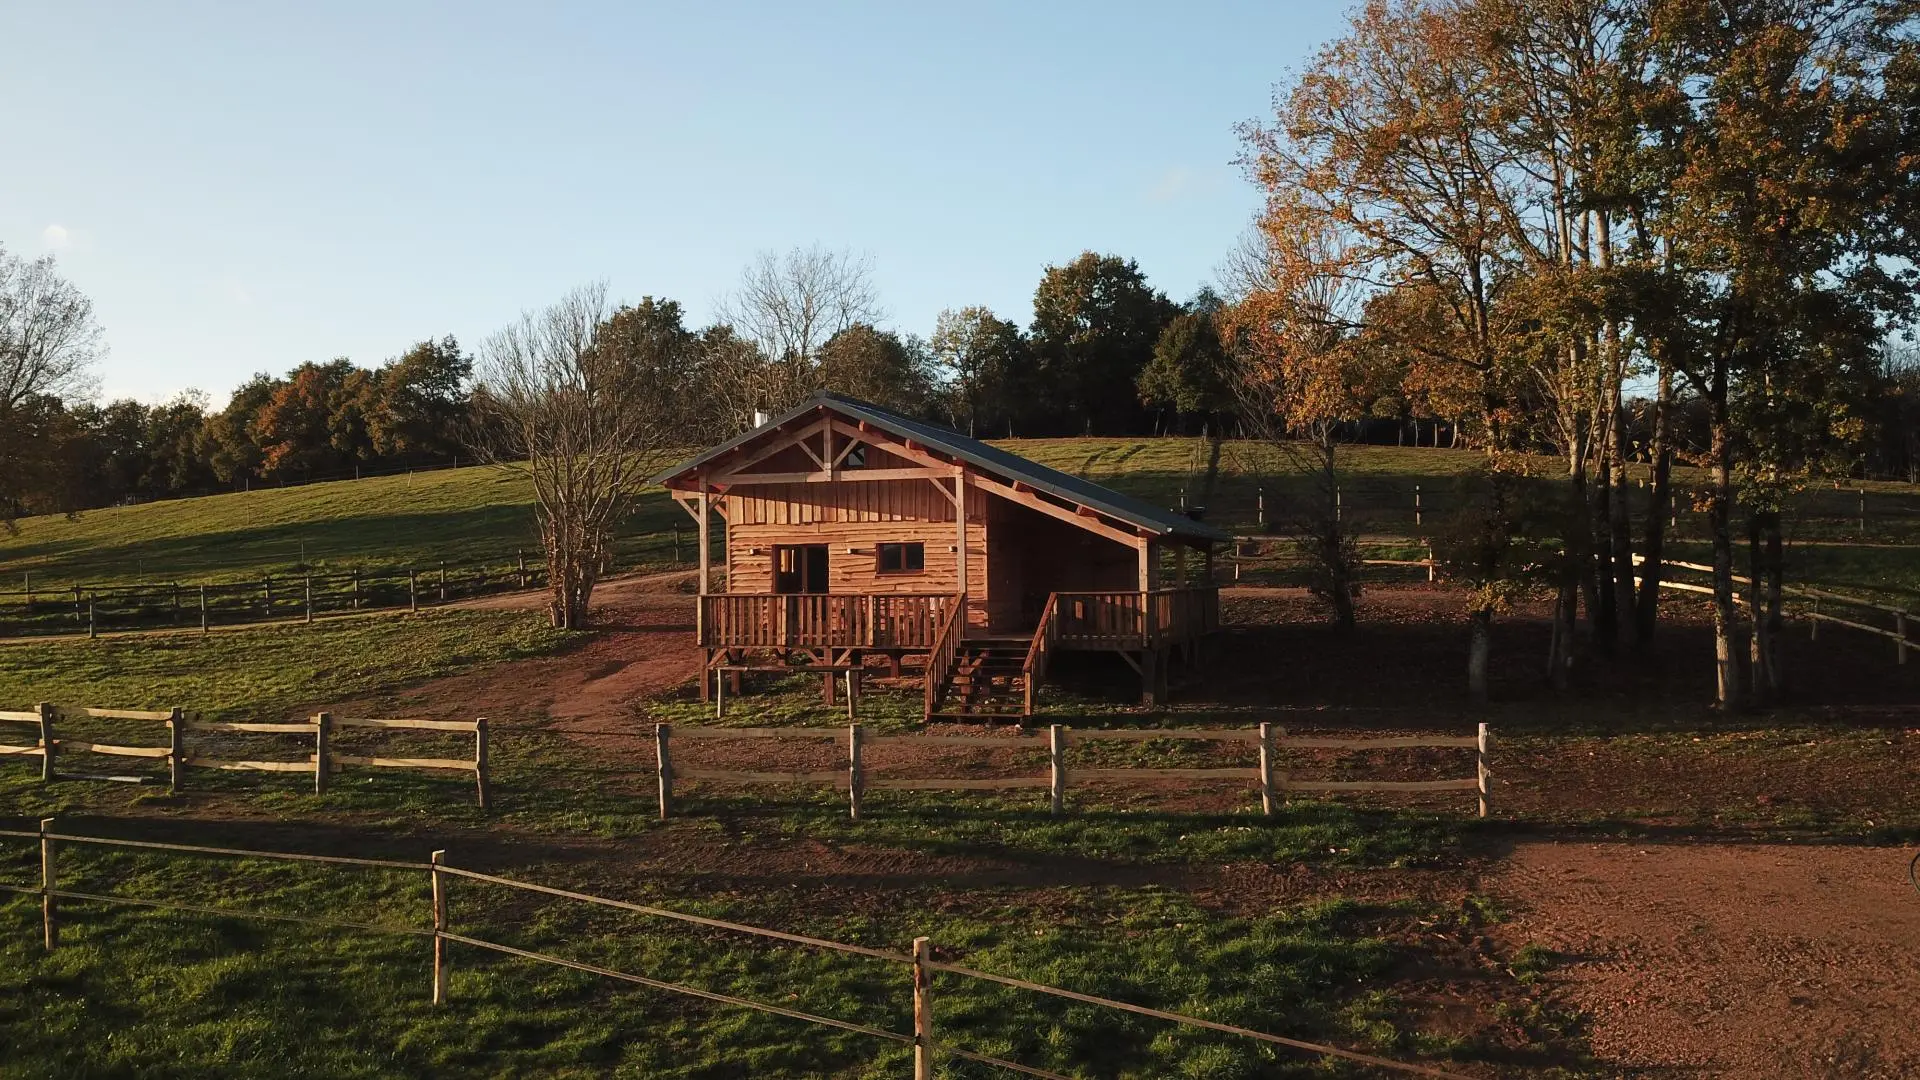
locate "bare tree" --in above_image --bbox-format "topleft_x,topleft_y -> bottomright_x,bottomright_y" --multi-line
715,245 -> 881,416
469,282 -> 683,629
0,245 -> 102,413
1,245 -> 103,523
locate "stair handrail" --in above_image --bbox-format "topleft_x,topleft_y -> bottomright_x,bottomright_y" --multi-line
922,594 -> 966,719
1022,593 -> 1059,715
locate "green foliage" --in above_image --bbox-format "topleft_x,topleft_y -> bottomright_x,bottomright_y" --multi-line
1030,253 -> 1180,436
1139,310 -> 1234,427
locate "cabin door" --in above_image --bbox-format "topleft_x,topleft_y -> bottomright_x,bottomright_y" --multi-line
773,545 -> 830,594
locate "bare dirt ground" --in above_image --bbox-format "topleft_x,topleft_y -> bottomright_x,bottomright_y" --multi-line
317,573 -> 1920,1078
1490,841 -> 1920,1079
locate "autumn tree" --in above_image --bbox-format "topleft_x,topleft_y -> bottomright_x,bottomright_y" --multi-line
817,324 -> 935,414
0,245 -> 103,521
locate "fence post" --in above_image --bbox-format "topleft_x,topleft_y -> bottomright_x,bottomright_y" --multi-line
86,596 -> 96,638
1257,722 -> 1275,816
912,936 -> 935,1080
1859,489 -> 1866,535
263,576 -> 273,618
473,717 -> 491,810
72,585 -> 81,624
1335,486 -> 1342,522
655,723 -> 673,820
848,723 -> 863,821
351,571 -> 361,610
313,712 -> 332,794
171,583 -> 181,625
1897,612 -> 1908,666
304,575 -> 314,623
1414,483 -> 1422,527
1256,487 -> 1265,527
516,551 -> 527,589
438,563 -> 448,603
430,850 -> 448,1005
1476,723 -> 1492,819
1048,724 -> 1066,815
167,707 -> 185,793
1427,542 -> 1437,583
409,570 -> 418,613
1811,596 -> 1820,640
40,817 -> 57,950
200,586 -> 209,632
38,702 -> 54,783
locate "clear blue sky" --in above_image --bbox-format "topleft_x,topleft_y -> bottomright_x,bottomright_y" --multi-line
0,1 -> 1350,403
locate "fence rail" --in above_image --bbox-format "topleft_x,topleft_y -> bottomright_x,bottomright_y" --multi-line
653,722 -> 1492,820
0,823 -> 1475,1080
1636,555 -> 1913,665
0,705 -> 489,805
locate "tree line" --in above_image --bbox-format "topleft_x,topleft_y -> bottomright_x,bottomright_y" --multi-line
1224,0 -> 1920,707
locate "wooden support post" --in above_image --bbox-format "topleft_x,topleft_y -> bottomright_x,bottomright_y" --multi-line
473,717 -> 491,810
1140,649 -> 1159,707
86,596 -> 96,638
954,471 -> 969,621
822,669 -> 836,707
430,850 -> 448,1005
199,585 -> 209,632
167,708 -> 185,793
264,576 -> 273,617
696,489 -> 710,643
714,668 -> 726,718
438,562 -> 448,603
516,551 -> 527,589
655,723 -> 673,820
40,817 -> 57,950
304,575 -> 314,623
1476,722 -> 1491,819
912,936 -> 935,1080
847,723 -> 864,821
1048,724 -> 1066,815
845,669 -> 859,719
1811,597 -> 1820,640
408,570 -> 418,613
37,703 -> 55,783
1257,722 -> 1275,816
313,712 -> 332,794
351,571 -> 361,610
1414,484 -> 1422,526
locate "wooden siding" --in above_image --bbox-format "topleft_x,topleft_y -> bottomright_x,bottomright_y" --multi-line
728,477 -> 986,526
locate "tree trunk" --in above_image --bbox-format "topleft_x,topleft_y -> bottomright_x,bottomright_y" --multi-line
1747,510 -> 1785,702
1468,608 -> 1491,704
1635,360 -> 1673,647
1549,578 -> 1576,692
1708,393 -> 1742,710
1609,405 -> 1636,644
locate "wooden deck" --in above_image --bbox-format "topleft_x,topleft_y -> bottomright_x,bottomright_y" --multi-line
699,587 -> 1219,653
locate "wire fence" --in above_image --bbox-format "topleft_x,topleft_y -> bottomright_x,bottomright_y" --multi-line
0,823 -> 1477,1080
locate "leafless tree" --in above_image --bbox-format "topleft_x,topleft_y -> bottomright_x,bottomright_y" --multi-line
715,245 -> 881,416
469,282 -> 684,629
0,245 -> 102,415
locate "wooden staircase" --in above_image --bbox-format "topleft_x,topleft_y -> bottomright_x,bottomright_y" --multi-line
928,638 -> 1032,720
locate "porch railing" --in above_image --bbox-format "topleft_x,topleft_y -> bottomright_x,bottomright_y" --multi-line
922,598 -> 966,718
1051,587 -> 1220,650
699,593 -> 955,650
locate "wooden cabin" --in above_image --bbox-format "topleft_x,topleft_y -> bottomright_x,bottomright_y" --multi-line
651,393 -> 1229,719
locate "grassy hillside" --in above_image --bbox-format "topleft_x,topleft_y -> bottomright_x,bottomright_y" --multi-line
2,438 -> 1914,596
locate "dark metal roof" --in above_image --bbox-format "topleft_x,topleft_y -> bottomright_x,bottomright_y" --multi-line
650,391 -> 1231,545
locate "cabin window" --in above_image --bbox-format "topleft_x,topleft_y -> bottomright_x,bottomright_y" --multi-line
844,444 -> 867,468
876,542 -> 925,573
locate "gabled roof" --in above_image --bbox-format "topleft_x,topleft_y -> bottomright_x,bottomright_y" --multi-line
650,391 -> 1231,545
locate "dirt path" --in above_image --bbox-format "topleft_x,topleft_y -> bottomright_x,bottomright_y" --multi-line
1490,841 -> 1920,1078
333,571 -> 703,726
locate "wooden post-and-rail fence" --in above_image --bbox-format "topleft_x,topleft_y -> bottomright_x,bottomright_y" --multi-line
0,824 -> 1478,1080
652,722 -> 1493,821
0,706 -> 489,807
1634,555 -> 1914,666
